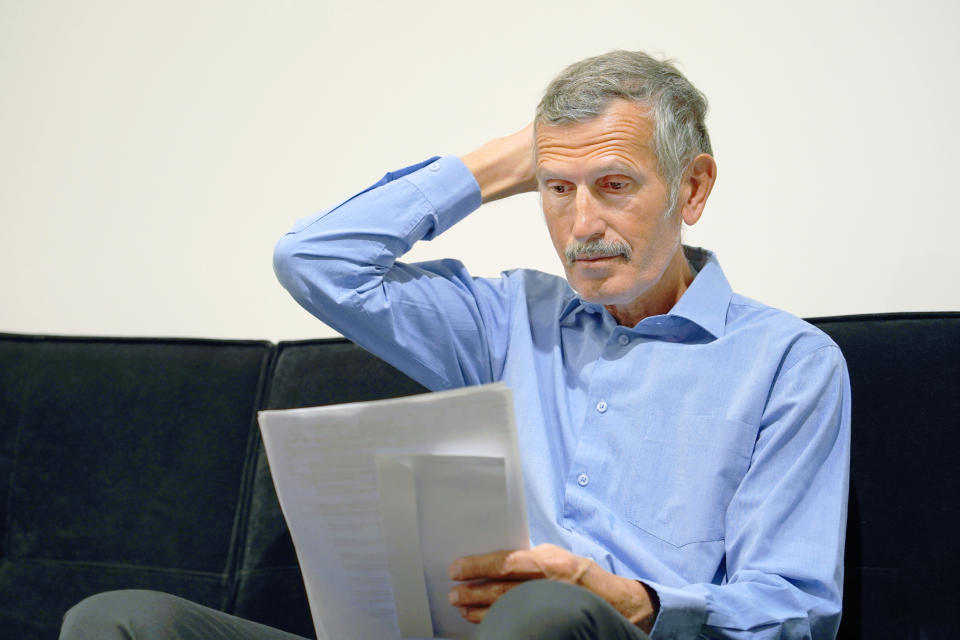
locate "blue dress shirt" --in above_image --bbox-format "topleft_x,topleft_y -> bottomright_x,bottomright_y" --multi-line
274,156 -> 851,639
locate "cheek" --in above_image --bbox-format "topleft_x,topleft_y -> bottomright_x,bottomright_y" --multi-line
542,210 -> 568,250
626,211 -> 678,247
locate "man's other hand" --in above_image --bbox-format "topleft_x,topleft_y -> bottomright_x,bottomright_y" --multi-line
447,543 -> 658,632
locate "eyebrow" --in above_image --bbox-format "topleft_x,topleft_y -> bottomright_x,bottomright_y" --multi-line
593,164 -> 639,178
536,163 -> 642,182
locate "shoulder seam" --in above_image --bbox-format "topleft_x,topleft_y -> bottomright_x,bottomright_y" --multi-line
780,343 -> 843,377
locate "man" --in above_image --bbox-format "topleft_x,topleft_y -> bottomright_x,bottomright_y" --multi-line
272,49 -> 850,639
60,50 -> 849,640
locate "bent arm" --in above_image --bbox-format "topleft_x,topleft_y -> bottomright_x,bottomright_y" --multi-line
647,345 -> 851,639
274,124 -> 537,389
274,156 -> 489,389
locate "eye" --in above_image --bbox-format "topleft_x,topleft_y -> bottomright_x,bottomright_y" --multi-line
601,178 -> 629,191
546,182 -> 573,194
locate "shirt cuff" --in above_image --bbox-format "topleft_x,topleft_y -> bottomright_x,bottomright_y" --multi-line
401,155 -> 482,239
643,579 -> 707,640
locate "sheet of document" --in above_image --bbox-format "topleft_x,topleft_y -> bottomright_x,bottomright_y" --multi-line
257,382 -> 529,640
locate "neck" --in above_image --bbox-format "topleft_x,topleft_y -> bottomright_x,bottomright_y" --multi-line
605,247 -> 694,327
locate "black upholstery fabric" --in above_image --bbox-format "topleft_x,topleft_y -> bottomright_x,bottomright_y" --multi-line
1,315 -> 957,640
0,335 -> 38,564
0,335 -> 273,640
231,339 -> 427,637
812,314 -> 960,639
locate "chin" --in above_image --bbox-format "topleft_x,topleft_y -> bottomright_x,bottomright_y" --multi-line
571,282 -> 635,306
569,271 -> 654,306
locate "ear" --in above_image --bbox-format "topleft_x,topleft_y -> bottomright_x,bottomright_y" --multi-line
679,154 -> 717,226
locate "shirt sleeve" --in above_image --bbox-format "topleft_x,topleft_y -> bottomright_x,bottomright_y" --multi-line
273,155 -> 510,391
646,343 -> 851,640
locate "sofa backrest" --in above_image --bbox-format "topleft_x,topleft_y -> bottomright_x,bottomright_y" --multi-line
811,313 -> 960,640
231,338 -> 426,637
0,334 -> 274,639
1,313 -> 958,640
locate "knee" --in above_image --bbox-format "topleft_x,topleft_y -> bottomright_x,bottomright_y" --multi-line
60,590 -> 180,640
476,580 -> 610,640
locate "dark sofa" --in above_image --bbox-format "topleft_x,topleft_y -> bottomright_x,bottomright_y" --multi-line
1,312 -> 957,640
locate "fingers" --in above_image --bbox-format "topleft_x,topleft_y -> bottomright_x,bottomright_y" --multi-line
449,581 -> 522,625
445,545 -> 596,627
448,550 -> 505,580
448,549 -> 544,581
449,579 -> 519,607
457,605 -> 488,624
446,551 -> 533,626
449,544 -> 592,584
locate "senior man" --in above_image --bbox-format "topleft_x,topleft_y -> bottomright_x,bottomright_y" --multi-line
59,51 -> 849,640
272,50 -> 850,639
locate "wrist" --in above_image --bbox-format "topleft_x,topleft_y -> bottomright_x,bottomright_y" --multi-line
460,125 -> 537,203
634,581 -> 660,633
578,562 -> 658,632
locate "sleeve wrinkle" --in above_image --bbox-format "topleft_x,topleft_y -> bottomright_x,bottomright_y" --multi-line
272,157 -> 500,392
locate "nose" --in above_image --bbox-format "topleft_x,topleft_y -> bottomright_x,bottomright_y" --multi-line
571,189 -> 606,242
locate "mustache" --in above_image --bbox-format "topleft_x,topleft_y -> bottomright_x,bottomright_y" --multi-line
564,239 -> 632,264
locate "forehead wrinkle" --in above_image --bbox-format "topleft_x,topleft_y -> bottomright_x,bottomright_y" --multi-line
536,142 -> 652,181
537,129 -> 646,154
535,111 -> 657,181
536,105 -> 654,150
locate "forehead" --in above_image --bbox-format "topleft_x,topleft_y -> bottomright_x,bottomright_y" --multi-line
535,100 -> 657,175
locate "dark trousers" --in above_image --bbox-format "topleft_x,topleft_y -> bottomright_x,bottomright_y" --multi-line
59,580 -> 651,640
476,580 -> 652,640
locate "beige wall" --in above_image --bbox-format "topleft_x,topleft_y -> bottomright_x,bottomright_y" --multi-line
2,0 -> 958,340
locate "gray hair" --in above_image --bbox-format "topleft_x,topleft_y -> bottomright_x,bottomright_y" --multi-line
535,50 -> 712,214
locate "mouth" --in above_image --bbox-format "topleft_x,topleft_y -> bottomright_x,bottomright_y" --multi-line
575,254 -> 621,262
571,253 -> 626,266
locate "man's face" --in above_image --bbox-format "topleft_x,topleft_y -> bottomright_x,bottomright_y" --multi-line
536,99 -> 685,313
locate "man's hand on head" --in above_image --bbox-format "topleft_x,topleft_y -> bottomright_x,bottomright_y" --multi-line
460,123 -> 538,204
447,543 -> 658,632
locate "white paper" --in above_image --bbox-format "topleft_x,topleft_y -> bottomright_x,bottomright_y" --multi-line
257,383 -> 529,640
375,454 -> 432,638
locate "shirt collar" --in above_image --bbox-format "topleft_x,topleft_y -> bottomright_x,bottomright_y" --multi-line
667,246 -> 732,338
557,245 -> 733,339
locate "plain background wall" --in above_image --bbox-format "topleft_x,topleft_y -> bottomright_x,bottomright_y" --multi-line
2,0 -> 958,340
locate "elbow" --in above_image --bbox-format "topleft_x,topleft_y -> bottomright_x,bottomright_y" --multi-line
272,232 -> 328,311
272,231 -> 363,322
272,233 -> 303,298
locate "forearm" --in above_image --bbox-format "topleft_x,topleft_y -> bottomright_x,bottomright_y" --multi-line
640,573 -> 841,640
273,156 -> 494,390
275,123 -> 535,318
460,124 -> 538,203
645,346 -> 849,640
273,156 -> 479,321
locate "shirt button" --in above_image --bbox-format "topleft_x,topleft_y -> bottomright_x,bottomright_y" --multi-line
577,473 -> 589,486
618,334 -> 630,346
596,400 -> 608,413
428,162 -> 441,172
